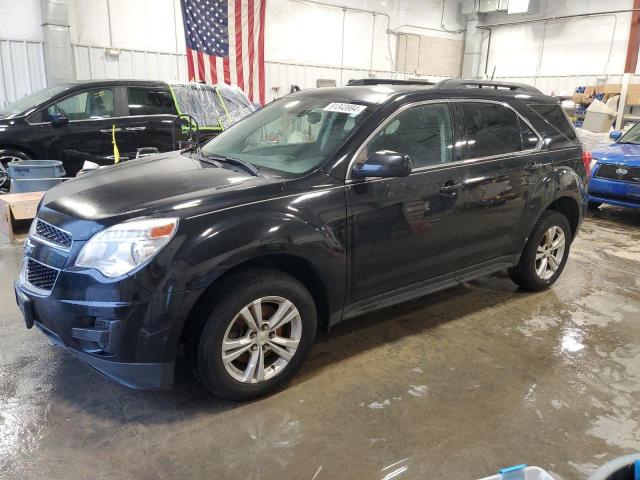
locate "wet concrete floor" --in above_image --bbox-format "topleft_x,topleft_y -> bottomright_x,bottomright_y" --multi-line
1,207 -> 639,480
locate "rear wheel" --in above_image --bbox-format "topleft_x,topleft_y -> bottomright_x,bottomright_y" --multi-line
0,149 -> 31,189
188,269 -> 317,401
508,210 -> 572,291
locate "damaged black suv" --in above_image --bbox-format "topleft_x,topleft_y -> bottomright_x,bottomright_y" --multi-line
15,79 -> 588,401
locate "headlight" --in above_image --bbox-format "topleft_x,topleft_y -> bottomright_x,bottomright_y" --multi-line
590,158 -> 598,170
75,217 -> 178,277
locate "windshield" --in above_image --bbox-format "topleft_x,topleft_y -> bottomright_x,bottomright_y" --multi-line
618,122 -> 640,144
201,97 -> 375,176
0,85 -> 71,117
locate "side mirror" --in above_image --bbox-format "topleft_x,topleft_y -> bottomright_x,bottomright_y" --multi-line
352,150 -> 412,179
609,130 -> 622,140
49,112 -> 69,127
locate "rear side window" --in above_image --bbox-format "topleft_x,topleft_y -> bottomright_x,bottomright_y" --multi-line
127,88 -> 176,116
530,104 -> 576,140
461,103 -> 531,157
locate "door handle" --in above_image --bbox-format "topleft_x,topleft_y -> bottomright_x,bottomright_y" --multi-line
525,161 -> 544,171
439,181 -> 463,196
100,128 -> 121,133
125,127 -> 147,132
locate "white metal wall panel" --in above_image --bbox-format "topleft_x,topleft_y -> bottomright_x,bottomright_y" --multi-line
493,75 -> 625,97
72,45 -> 187,82
0,39 -> 46,107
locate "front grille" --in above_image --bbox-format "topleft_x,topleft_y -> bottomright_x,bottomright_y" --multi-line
26,258 -> 59,291
595,163 -> 640,183
34,220 -> 72,249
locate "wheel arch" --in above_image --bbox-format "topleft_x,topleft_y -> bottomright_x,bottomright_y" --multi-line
0,144 -> 38,160
545,195 -> 581,240
178,252 -> 332,352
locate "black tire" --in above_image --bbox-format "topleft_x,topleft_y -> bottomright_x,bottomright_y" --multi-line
588,201 -> 602,210
508,210 -> 572,292
188,269 -> 317,401
0,148 -> 31,169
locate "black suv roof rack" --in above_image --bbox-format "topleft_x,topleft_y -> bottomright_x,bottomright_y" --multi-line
347,78 -> 435,86
434,78 -> 543,95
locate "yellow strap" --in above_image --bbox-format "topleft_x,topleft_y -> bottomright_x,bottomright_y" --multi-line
112,125 -> 120,164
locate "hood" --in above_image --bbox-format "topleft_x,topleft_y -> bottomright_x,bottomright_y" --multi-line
592,142 -> 640,167
39,151 -> 283,240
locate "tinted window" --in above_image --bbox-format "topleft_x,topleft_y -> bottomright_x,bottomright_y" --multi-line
359,103 -> 453,168
461,103 -> 525,157
519,119 -> 539,149
127,88 -> 176,116
530,104 -> 576,140
48,89 -> 114,121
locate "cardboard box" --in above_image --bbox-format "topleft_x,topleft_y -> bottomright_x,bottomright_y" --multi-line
0,192 -> 44,242
584,86 -> 595,96
626,94 -> 640,105
603,84 -> 622,94
571,93 -> 592,104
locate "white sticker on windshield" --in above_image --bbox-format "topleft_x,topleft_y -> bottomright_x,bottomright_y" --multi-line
323,102 -> 367,115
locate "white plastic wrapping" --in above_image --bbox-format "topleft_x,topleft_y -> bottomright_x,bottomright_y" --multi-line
576,128 -> 613,152
169,82 -> 257,130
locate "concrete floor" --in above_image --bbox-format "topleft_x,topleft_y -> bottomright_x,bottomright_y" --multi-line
1,208 -> 639,480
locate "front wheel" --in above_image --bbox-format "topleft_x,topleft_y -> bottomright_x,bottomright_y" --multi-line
508,210 -> 572,291
190,269 -> 317,401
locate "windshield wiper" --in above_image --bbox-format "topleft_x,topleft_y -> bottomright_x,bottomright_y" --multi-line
203,153 -> 262,177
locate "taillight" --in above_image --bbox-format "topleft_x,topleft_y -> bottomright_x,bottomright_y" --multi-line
582,151 -> 592,176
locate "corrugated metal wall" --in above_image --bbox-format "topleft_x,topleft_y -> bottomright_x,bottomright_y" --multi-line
493,75 -> 626,97
72,45 -> 188,83
2,37 -> 630,107
0,39 -> 47,108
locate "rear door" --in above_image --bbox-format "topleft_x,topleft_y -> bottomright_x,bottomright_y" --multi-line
454,100 -> 547,273
120,86 -> 178,159
346,101 -> 469,310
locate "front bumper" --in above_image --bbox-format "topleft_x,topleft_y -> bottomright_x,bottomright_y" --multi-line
15,272 -> 199,390
589,176 -> 640,209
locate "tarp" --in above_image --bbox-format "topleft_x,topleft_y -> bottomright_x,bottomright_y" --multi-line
169,82 -> 257,130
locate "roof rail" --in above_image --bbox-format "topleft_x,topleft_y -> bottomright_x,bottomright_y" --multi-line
434,78 -> 543,94
347,78 -> 435,86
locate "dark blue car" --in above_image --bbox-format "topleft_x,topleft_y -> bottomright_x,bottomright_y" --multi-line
589,127 -> 640,209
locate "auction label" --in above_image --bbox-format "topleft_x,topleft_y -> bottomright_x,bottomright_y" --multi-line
323,103 -> 367,115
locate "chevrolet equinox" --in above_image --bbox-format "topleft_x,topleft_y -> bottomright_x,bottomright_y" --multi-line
15,79 -> 589,401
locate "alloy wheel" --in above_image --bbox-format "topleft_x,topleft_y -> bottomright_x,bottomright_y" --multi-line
221,296 -> 302,384
535,225 -> 566,280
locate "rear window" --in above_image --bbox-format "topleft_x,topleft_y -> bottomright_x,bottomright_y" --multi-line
529,104 -> 576,140
127,87 -> 176,116
460,103 -> 531,157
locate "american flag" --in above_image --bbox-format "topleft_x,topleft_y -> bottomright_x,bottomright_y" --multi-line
180,0 -> 266,105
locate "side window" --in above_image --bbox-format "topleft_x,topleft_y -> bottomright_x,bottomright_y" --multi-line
48,89 -> 115,121
358,103 -> 453,169
530,104 -> 577,140
519,118 -> 539,150
461,103 -> 525,157
127,88 -> 177,116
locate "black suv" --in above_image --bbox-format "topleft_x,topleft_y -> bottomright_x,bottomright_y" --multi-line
0,80 -> 254,177
15,80 -> 589,400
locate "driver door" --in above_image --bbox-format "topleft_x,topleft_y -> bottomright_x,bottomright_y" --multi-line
345,102 -> 469,310
43,87 -> 125,175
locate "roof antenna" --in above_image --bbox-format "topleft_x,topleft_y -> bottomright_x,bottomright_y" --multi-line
490,66 -> 496,81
